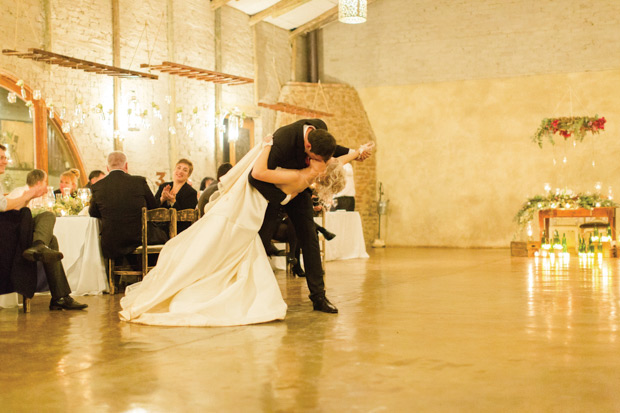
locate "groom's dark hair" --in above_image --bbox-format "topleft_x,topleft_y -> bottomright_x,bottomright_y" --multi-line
308,129 -> 336,160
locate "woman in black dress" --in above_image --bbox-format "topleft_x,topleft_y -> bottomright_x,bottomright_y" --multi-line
155,158 -> 198,233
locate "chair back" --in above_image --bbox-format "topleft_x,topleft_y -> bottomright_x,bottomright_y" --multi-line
175,209 -> 199,235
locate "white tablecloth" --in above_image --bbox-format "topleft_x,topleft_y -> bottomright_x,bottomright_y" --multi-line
55,216 -> 108,295
0,216 -> 107,307
315,211 -> 369,261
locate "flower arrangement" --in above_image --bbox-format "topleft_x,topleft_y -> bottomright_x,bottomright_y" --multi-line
51,197 -> 85,216
532,116 -> 606,148
514,192 -> 618,228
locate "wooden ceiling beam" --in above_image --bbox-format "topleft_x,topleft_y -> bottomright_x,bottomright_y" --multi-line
249,0 -> 312,26
289,7 -> 337,38
210,0 -> 230,11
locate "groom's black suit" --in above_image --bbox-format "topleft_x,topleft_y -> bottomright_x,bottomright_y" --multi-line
249,119 -> 349,301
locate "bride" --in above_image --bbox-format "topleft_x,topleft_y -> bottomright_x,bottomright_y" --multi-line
119,134 -> 369,327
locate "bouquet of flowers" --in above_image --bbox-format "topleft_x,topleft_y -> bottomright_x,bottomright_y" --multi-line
532,116 -> 606,148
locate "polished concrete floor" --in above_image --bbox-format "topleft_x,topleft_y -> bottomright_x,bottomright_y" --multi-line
2,248 -> 620,411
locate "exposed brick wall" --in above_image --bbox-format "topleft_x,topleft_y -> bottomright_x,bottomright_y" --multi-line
0,0 -> 292,191
277,82 -> 378,248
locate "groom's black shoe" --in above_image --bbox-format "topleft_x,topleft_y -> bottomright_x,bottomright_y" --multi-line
50,296 -> 88,311
313,297 -> 338,313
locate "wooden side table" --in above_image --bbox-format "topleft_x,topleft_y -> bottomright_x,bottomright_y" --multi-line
538,208 -> 616,241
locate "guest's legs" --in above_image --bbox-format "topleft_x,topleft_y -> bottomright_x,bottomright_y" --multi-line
32,211 -> 56,245
42,235 -> 71,300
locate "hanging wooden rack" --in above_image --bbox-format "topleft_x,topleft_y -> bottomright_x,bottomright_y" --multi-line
140,61 -> 253,85
258,101 -> 333,117
2,48 -> 158,79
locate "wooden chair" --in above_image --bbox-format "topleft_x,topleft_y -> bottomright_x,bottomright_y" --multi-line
108,207 -> 176,294
175,208 -> 200,236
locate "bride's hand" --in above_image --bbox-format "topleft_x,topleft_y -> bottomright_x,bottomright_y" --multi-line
356,141 -> 375,161
262,134 -> 273,147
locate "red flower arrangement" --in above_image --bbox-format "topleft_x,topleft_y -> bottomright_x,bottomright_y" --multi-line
532,116 -> 606,148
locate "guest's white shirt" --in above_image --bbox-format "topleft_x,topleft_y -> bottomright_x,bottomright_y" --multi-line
7,185 -> 27,199
334,163 -> 355,197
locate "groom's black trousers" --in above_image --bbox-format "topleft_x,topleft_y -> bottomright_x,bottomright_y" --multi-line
249,174 -> 326,301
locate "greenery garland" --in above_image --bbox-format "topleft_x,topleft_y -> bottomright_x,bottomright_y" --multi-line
532,116 -> 606,148
514,192 -> 618,228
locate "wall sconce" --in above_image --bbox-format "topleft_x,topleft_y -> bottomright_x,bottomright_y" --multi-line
127,90 -> 141,131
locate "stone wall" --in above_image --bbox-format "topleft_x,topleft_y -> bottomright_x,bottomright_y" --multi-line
277,82 -> 378,248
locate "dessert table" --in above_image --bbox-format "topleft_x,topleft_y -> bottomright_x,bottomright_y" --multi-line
538,207 -> 616,241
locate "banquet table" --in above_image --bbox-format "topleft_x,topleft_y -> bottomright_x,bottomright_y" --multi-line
315,211 -> 369,261
0,215 -> 108,308
54,216 -> 108,295
269,211 -> 369,270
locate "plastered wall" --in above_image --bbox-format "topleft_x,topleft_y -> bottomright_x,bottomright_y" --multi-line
321,0 -> 620,247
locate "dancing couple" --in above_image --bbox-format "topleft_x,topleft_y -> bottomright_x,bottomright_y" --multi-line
119,119 -> 373,326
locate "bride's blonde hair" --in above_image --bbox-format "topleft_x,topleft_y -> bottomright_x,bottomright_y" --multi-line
314,160 -> 346,207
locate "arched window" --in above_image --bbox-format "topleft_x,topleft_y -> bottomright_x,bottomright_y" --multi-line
0,71 -> 85,191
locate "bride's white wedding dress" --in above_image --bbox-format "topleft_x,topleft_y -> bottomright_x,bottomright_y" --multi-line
119,144 -> 287,326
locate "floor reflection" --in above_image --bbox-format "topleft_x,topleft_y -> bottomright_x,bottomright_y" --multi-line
527,255 -> 619,343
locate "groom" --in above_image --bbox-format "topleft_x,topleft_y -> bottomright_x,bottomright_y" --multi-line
249,119 -> 369,313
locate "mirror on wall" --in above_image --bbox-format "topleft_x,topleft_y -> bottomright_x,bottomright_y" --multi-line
0,87 -> 35,192
47,120 -> 79,189
223,117 -> 254,165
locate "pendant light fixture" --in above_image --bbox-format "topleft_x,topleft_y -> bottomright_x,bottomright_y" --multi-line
338,0 -> 367,24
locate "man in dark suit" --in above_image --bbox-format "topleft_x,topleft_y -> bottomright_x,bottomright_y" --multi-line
89,151 -> 167,260
249,119 -> 369,313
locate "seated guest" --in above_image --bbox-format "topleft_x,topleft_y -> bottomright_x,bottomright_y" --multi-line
331,162 -> 355,211
0,146 -> 87,310
154,158 -> 198,233
54,168 -> 80,198
89,151 -> 168,261
200,176 -> 215,192
8,169 -> 48,206
85,170 -> 106,188
197,163 -> 232,217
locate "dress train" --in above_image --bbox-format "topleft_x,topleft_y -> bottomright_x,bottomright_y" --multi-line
119,145 -> 287,326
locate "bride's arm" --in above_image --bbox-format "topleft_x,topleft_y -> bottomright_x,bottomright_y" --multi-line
335,142 -> 375,165
251,136 -> 301,186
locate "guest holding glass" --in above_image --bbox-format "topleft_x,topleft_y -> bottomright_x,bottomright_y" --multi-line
54,168 -> 80,198
154,158 -> 197,233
